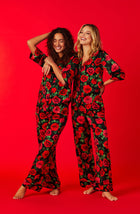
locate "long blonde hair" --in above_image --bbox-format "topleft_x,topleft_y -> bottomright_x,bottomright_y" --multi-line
75,24 -> 102,59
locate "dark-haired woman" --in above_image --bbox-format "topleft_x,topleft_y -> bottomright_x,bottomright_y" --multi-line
13,28 -> 79,199
72,24 -> 125,201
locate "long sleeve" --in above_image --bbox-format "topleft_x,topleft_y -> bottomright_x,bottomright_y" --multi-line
101,50 -> 125,81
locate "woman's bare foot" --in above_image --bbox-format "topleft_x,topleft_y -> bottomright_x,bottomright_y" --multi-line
13,185 -> 26,199
83,187 -> 95,195
102,192 -> 118,201
49,189 -> 59,196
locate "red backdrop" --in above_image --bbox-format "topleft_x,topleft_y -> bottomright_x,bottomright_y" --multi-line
0,0 -> 140,213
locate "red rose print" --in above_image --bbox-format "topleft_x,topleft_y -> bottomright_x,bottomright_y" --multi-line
79,168 -> 84,176
99,150 -> 104,156
44,139 -> 52,147
60,118 -> 65,123
37,155 -> 41,160
61,107 -> 68,115
46,82 -> 51,90
45,175 -> 52,182
52,114 -> 60,120
81,178 -> 87,183
92,102 -> 100,110
39,129 -> 45,139
100,168 -> 105,177
111,63 -> 119,72
42,150 -> 49,159
88,173 -> 94,181
85,104 -> 91,109
86,58 -> 93,65
42,165 -> 49,174
46,72 -> 51,79
24,178 -> 32,185
45,129 -> 52,136
42,123 -> 47,130
91,79 -> 97,84
95,177 -> 100,183
49,161 -> 55,169
95,67 -> 102,74
53,106 -> 60,113
81,153 -> 88,160
62,64 -> 71,72
36,160 -> 44,169
29,169 -> 36,176
103,141 -> 108,149
99,160 -> 103,167
51,88 -> 57,93
50,171 -> 57,177
103,130 -> 108,138
97,111 -> 104,118
72,57 -> 79,64
103,159 -> 109,167
94,58 -> 101,66
59,88 -> 67,96
95,118 -> 103,124
83,96 -> 92,104
62,72 -> 67,79
103,180 -> 109,185
105,55 -> 111,61
78,126 -> 85,133
52,134 -> 59,142
46,94 -> 50,101
40,112 -> 48,119
83,85 -> 92,94
77,157 -> 82,165
81,75 -> 88,82
95,127 -> 102,135
39,143 -> 42,151
79,105 -> 86,113
77,116 -> 85,124
96,165 -> 100,172
86,67 -> 95,75
52,96 -> 61,104
51,123 -> 59,131
81,144 -> 88,151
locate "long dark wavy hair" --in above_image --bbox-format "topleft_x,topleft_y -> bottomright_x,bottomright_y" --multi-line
47,28 -> 74,65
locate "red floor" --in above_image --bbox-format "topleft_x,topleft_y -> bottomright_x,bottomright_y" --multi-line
1,166 -> 140,214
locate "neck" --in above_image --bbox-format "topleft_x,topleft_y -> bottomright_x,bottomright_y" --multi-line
58,52 -> 63,58
82,45 -> 91,58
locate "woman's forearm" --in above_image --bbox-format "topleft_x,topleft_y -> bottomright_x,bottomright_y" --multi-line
27,32 -> 50,54
103,79 -> 115,86
51,63 -> 66,86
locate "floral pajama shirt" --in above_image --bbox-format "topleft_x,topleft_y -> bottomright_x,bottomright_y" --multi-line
71,50 -> 125,191
22,47 -> 79,191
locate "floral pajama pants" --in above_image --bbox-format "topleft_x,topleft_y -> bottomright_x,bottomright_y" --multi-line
72,95 -> 113,192
22,103 -> 68,192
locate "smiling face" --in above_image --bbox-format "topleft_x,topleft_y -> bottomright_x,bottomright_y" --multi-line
53,33 -> 65,57
78,26 -> 93,46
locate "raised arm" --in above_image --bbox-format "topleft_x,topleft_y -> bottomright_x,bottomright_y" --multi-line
27,32 -> 50,54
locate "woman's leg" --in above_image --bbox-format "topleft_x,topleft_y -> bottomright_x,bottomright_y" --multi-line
86,108 -> 118,201
13,111 -> 68,199
72,110 -> 96,189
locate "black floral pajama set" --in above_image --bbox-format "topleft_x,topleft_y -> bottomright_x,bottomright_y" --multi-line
23,47 -> 79,191
71,50 -> 125,191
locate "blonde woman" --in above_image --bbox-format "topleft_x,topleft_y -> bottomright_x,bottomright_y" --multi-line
71,24 -> 125,201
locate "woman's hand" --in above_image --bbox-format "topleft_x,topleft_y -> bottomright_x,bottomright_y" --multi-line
99,85 -> 105,96
42,62 -> 51,76
45,56 -> 55,66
